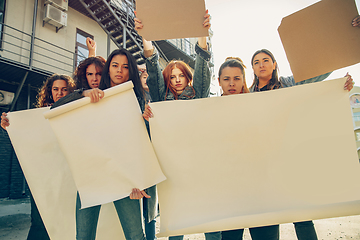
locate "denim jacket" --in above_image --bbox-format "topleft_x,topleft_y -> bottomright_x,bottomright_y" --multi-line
249,72 -> 332,92
144,42 -> 212,102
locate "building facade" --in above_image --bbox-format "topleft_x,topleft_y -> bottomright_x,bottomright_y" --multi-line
349,86 -> 360,161
0,0 -> 214,199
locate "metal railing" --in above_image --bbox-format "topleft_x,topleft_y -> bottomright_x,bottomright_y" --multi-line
168,38 -> 196,58
110,0 -> 136,29
0,23 -> 83,76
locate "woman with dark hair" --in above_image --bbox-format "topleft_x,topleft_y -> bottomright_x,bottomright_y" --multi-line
250,49 -> 353,92
246,49 -> 353,240
52,48 -> 151,240
98,48 -> 144,101
74,56 -> 106,90
1,73 -> 75,240
138,64 -> 151,101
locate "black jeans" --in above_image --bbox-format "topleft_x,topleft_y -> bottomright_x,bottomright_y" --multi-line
27,192 -> 50,240
222,224 -> 279,240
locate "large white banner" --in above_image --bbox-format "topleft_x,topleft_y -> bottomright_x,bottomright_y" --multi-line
44,82 -> 166,209
7,107 -> 126,240
149,78 -> 360,237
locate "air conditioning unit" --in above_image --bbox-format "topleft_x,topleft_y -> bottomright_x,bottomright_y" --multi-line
45,0 -> 68,11
0,90 -> 14,106
43,4 -> 67,28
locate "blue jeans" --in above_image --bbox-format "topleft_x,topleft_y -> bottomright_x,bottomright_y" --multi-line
221,225 -> 279,240
76,192 -> 146,240
169,231 -> 221,240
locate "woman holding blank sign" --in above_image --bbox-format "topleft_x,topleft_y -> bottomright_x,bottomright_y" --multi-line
51,48 -> 154,240
217,57 -> 279,240
134,10 -> 211,103
1,74 -> 76,240
216,50 -> 353,240
249,49 -> 353,92
249,49 -> 353,240
136,9 -> 222,240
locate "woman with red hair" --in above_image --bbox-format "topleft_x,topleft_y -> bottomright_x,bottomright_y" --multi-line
135,10 -> 221,240
135,11 -> 211,105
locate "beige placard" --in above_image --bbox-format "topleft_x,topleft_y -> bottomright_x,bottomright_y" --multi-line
149,78 -> 360,237
136,0 -> 208,41
6,107 -> 126,240
44,82 -> 166,209
278,0 -> 360,83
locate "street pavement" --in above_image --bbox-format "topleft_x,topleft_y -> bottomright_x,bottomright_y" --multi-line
0,198 -> 359,240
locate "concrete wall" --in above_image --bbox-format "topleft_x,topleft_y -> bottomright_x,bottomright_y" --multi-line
2,0 -> 117,75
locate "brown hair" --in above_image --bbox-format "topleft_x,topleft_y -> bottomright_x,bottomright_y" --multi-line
218,57 -> 250,94
250,49 -> 281,90
74,56 -> 106,89
162,60 -> 194,100
36,74 -> 75,107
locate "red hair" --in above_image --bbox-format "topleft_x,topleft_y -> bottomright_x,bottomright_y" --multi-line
162,60 -> 194,100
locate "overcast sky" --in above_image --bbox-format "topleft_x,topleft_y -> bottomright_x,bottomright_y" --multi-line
205,0 -> 360,92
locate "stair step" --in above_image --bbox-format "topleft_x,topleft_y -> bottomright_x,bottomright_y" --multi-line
87,0 -> 103,9
98,12 -> 112,22
79,0 -> 144,62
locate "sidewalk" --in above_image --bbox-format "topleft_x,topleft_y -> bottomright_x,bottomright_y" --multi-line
0,198 -> 31,240
0,197 -> 359,240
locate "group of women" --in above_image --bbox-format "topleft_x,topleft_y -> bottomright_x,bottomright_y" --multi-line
0,10 -> 358,240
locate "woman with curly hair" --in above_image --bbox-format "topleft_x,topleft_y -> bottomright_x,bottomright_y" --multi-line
1,73 -> 75,240
35,74 -> 76,107
73,56 -> 106,90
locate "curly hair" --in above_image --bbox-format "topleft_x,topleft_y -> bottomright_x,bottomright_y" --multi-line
162,60 -> 194,100
35,74 -> 76,108
74,56 -> 106,89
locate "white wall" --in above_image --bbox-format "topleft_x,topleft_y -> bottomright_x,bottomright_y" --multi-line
3,0 -> 118,75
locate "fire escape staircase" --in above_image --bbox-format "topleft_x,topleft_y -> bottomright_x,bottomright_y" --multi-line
77,0 -> 170,65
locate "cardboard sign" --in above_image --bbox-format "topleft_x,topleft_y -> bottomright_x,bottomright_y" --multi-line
278,0 -> 360,82
136,0 -> 209,41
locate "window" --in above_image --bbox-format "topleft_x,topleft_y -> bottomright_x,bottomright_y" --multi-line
122,0 -> 135,15
353,112 -> 360,122
182,38 -> 191,55
75,29 -> 93,68
0,0 -> 6,50
356,132 -> 360,142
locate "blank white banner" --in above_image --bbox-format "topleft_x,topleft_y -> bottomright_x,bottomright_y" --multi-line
7,107 -> 126,240
149,78 -> 360,237
44,82 -> 166,209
